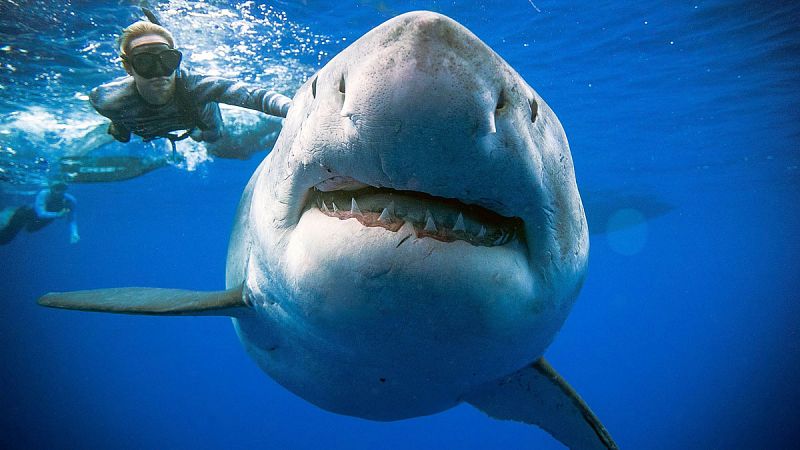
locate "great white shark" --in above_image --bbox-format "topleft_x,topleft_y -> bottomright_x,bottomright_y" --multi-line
40,11 -> 617,449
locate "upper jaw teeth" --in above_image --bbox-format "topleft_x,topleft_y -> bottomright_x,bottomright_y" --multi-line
424,210 -> 437,232
378,205 -> 393,222
351,198 -> 362,215
453,213 -> 466,232
307,187 -> 521,247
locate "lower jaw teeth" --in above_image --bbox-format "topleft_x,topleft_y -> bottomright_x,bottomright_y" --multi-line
316,198 -> 516,247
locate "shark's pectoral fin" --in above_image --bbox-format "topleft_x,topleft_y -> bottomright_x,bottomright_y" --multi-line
38,284 -> 248,317
465,358 -> 617,450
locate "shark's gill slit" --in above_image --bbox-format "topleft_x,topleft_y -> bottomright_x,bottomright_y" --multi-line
311,76 -> 318,99
495,89 -> 506,111
338,75 -> 346,95
306,186 -> 523,247
530,98 -> 538,123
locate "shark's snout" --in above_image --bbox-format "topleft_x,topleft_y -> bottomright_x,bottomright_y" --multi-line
256,10 -> 580,287
291,12 -> 539,221
398,12 -> 476,69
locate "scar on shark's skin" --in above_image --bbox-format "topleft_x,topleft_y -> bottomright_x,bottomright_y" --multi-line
396,233 -> 412,248
38,11 -> 615,450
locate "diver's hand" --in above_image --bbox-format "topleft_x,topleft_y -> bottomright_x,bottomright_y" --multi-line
58,208 -> 69,217
108,122 -> 131,143
190,128 -> 204,142
70,231 -> 80,244
279,98 -> 292,118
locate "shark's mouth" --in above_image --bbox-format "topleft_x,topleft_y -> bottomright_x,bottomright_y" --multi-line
304,185 -> 524,247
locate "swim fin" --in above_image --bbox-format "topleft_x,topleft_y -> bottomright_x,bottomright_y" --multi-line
60,155 -> 167,183
139,2 -> 164,26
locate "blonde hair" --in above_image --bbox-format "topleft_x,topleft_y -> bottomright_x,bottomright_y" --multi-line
118,21 -> 175,56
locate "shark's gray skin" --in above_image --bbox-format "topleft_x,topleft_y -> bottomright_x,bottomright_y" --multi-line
40,11 -> 616,449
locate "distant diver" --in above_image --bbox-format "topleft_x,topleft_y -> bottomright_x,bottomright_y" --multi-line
0,181 -> 79,245
88,19 -> 292,160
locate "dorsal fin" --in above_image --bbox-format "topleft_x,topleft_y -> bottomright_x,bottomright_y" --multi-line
38,284 -> 248,317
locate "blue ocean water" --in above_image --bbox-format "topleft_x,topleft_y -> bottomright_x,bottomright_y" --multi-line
1,0 -> 798,448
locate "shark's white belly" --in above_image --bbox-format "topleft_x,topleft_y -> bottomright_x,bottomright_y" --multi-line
229,208 -> 567,420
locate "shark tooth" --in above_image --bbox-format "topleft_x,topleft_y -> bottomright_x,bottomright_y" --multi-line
493,231 -> 507,246
477,226 -> 486,239
453,213 -> 466,232
378,207 -> 392,222
332,201 -> 339,213
424,210 -> 437,232
321,201 -> 330,213
351,198 -> 361,215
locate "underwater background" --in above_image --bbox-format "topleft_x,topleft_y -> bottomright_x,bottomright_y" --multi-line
1,0 -> 798,448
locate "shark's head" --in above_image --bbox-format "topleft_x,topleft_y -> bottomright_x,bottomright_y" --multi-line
227,11 -> 588,420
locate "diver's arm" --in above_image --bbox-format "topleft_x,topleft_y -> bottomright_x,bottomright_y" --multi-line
65,194 -> 80,243
34,190 -> 62,219
89,85 -> 132,142
191,76 -> 292,118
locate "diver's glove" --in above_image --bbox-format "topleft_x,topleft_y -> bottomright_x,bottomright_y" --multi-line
279,98 -> 292,118
189,127 -> 221,143
108,122 -> 131,143
189,128 -> 204,142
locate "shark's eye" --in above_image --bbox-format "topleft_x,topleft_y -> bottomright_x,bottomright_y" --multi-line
495,89 -> 506,111
338,75 -> 346,95
311,76 -> 318,99
530,98 -> 538,123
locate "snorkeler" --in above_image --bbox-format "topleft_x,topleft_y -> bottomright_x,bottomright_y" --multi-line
0,181 -> 79,245
88,20 -> 292,159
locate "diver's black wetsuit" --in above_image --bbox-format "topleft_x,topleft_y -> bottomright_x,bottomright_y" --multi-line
0,189 -> 77,245
89,68 -> 291,143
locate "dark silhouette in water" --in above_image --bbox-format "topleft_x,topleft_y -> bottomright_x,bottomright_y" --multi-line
584,189 -> 674,234
0,182 -> 79,245
60,154 -> 166,183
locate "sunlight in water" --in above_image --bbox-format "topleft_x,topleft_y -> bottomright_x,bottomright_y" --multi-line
157,0 -> 340,93
2,107 -> 103,143
0,0 -> 341,190
176,143 -> 211,172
